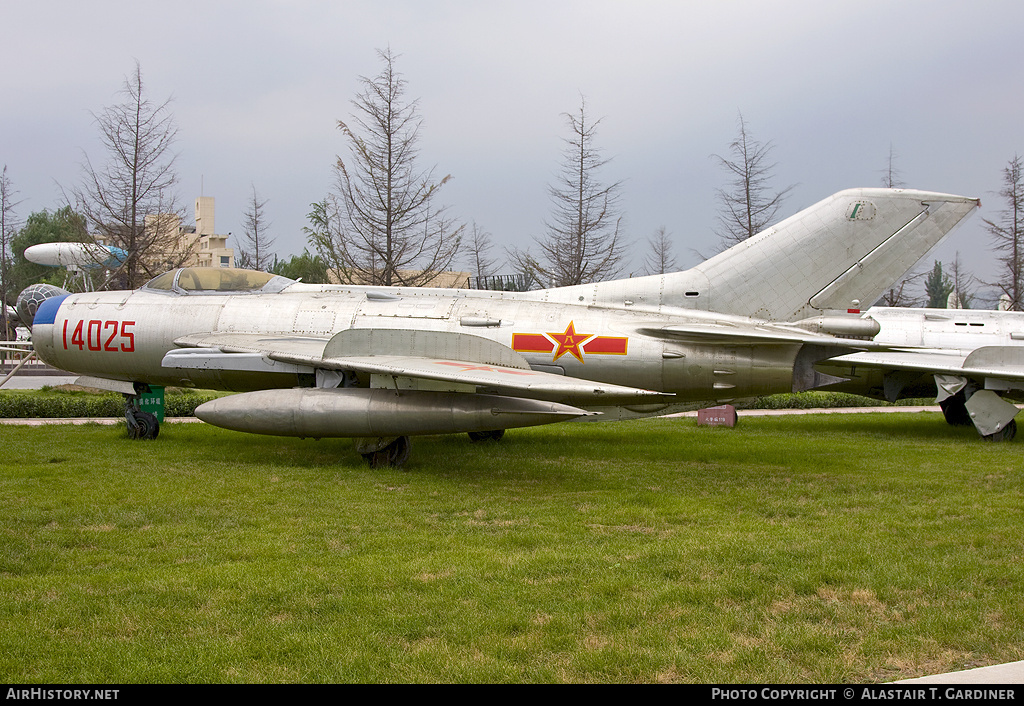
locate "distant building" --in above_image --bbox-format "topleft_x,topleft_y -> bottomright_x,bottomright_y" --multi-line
189,197 -> 235,269
94,196 -> 235,272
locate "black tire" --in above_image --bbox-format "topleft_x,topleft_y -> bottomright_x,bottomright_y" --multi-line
982,419 -> 1017,442
468,429 -> 506,442
127,410 -> 160,440
939,393 -> 972,427
362,436 -> 411,468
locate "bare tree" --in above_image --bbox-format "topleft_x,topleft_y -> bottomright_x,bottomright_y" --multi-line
880,143 -> 905,188
947,253 -> 975,309
312,48 -> 462,287
71,61 -> 188,289
876,143 -> 923,305
510,96 -> 626,288
1,165 -> 22,339
643,226 -> 677,275
984,155 -> 1024,310
466,221 -> 498,279
238,184 -> 275,271
713,112 -> 794,248
876,259 -> 925,307
876,278 -> 919,307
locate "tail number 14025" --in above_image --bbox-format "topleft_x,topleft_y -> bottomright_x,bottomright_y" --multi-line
62,320 -> 136,353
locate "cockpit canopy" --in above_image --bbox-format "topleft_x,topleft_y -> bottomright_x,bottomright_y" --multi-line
142,267 -> 295,295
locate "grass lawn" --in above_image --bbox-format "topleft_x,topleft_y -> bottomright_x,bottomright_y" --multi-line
1,412 -> 1021,683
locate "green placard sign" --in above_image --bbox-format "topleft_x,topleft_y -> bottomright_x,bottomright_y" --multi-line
138,386 -> 165,422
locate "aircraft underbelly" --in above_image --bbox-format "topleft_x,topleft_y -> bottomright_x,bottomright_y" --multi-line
661,343 -> 799,401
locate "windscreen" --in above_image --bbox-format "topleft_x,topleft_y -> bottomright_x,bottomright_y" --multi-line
143,268 -> 292,293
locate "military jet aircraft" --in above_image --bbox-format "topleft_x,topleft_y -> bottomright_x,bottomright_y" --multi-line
23,242 -> 127,292
17,188 -> 979,467
812,306 -> 1024,441
23,242 -> 127,270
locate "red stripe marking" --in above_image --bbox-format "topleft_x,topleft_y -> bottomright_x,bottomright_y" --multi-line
582,336 -> 628,355
512,333 -> 554,353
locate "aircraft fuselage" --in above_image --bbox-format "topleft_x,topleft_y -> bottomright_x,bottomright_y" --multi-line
32,284 -> 800,405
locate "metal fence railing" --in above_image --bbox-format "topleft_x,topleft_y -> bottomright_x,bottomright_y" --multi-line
467,273 -> 541,292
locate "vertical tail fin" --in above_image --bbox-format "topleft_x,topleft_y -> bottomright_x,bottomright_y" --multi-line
548,188 -> 978,320
686,188 -> 979,320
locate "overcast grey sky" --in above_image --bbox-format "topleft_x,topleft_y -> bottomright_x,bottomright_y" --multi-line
2,0 -> 1022,299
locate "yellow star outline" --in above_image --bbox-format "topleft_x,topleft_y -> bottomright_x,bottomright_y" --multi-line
548,321 -> 594,363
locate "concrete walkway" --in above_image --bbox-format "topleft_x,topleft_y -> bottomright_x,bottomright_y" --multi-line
667,405 -> 942,417
0,374 -> 78,389
894,660 -> 1024,684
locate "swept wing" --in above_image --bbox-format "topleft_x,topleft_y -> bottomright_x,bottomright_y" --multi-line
169,329 -> 672,403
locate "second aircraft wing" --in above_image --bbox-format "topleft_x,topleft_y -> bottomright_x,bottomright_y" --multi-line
823,346 -> 1024,384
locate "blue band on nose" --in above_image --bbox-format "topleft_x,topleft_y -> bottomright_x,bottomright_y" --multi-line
33,294 -> 70,326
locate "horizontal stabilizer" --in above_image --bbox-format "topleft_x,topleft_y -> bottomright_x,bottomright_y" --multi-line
639,322 -> 849,345
824,349 -> 969,374
824,347 -> 1024,389
637,316 -> 885,347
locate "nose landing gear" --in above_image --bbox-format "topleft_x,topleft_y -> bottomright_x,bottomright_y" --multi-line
124,383 -> 160,440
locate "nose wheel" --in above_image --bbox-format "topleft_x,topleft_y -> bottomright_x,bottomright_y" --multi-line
124,385 -> 160,440
126,408 -> 160,440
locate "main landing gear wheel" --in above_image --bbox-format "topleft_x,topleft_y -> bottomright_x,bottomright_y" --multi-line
361,436 -> 411,468
468,429 -> 505,442
939,393 -> 972,427
981,419 -> 1017,442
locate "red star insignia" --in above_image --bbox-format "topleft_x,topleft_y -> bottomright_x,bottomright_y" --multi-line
435,361 -> 535,376
548,321 -> 593,363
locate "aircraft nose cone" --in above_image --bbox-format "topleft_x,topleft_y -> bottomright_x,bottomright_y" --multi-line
15,283 -> 70,327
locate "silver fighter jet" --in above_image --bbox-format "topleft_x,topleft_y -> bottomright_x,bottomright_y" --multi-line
813,306 -> 1024,441
18,188 -> 979,466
